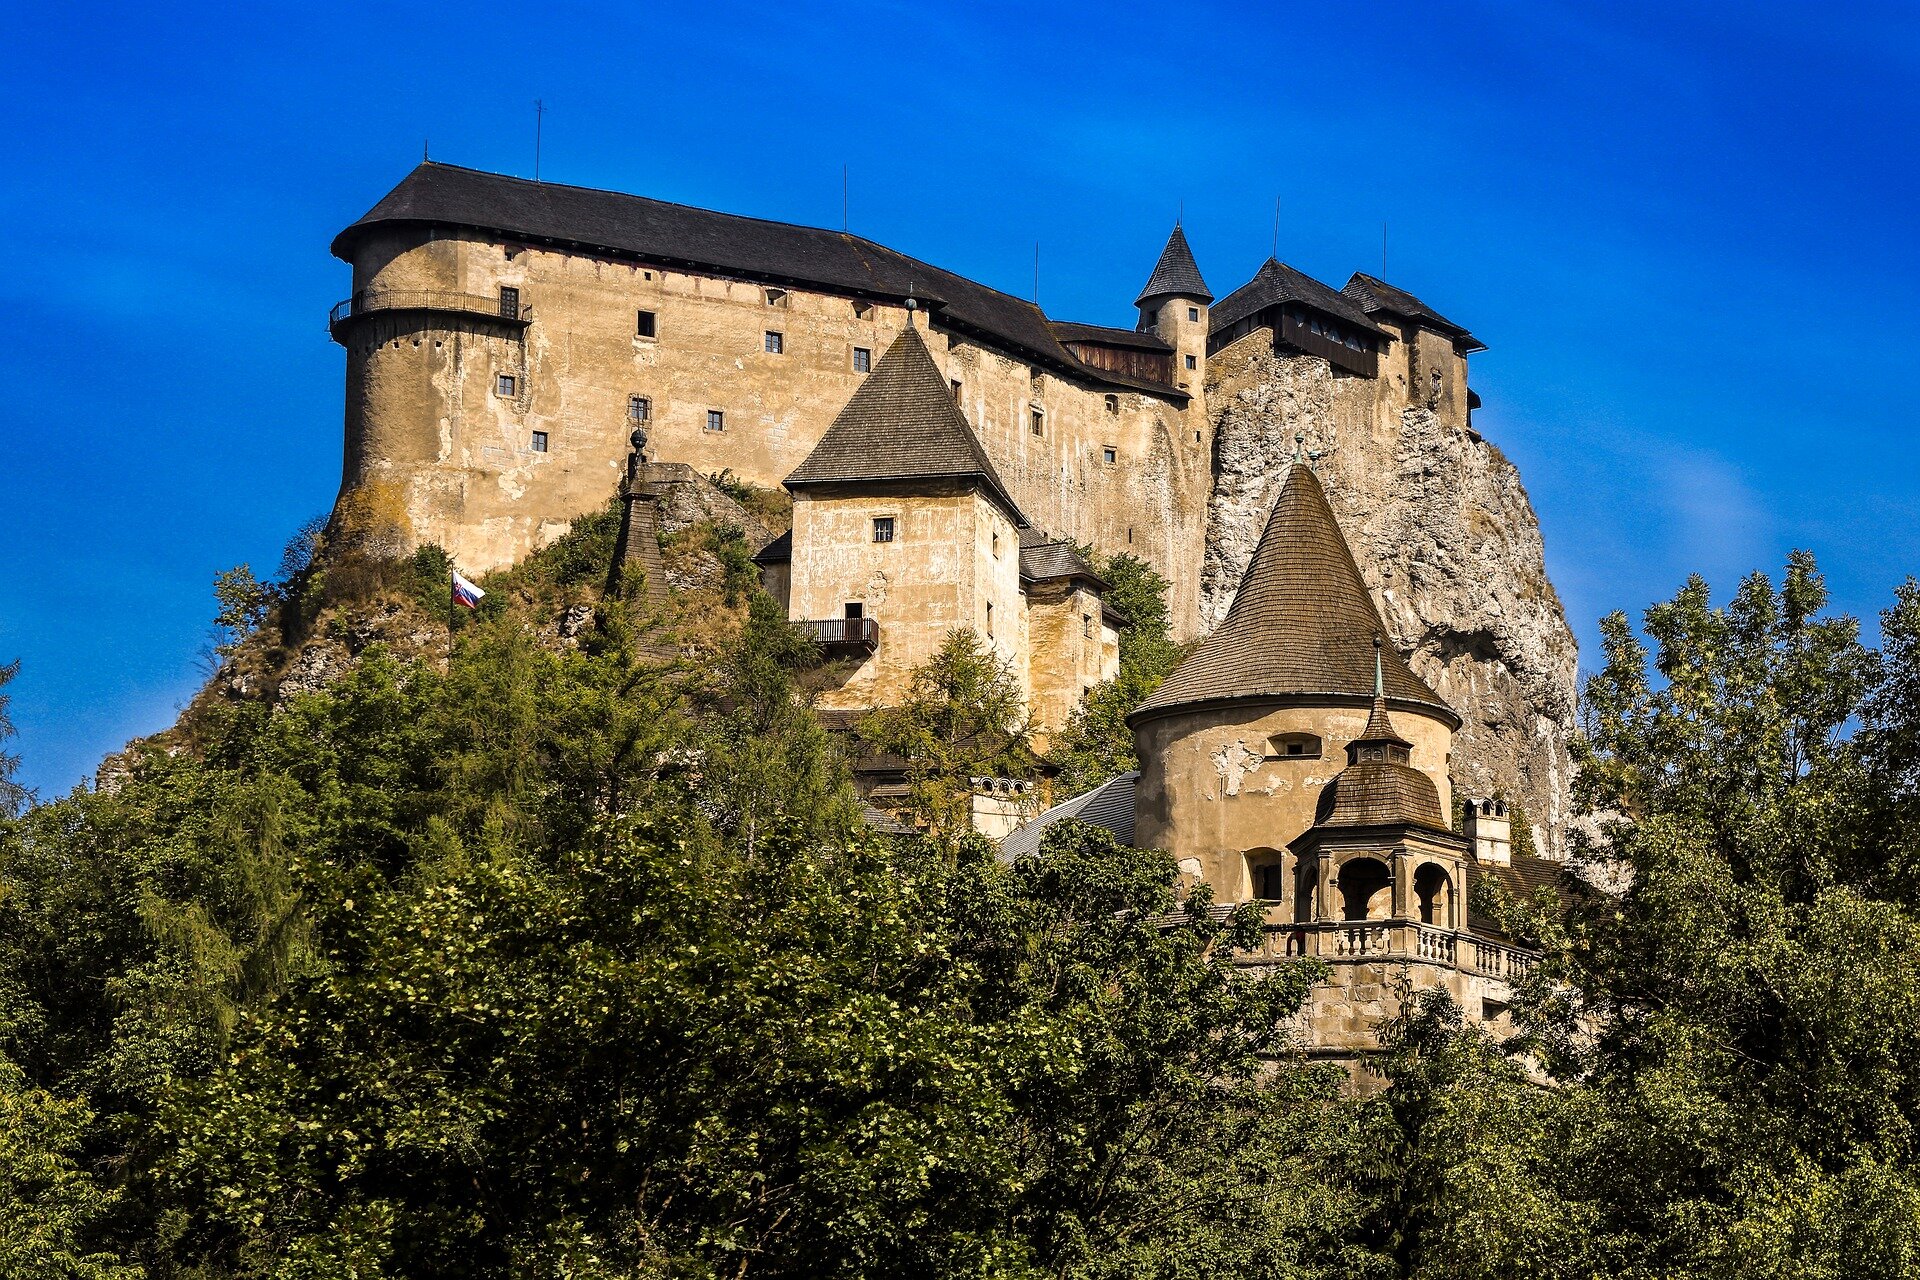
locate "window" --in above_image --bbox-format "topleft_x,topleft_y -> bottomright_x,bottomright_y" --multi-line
706,409 -> 725,432
765,287 -> 789,308
852,346 -> 872,373
635,310 -> 657,339
871,516 -> 894,543
951,379 -> 962,401
1187,306 -> 1200,322
1104,393 -> 1118,414
1083,613 -> 1093,638
985,601 -> 993,636
499,285 -> 521,319
628,395 -> 652,422
1102,446 -> 1117,465
529,430 -> 548,453
844,601 -> 864,620
764,330 -> 784,354
852,300 -> 873,319
495,373 -> 516,397
991,531 -> 1000,557
1268,733 -> 1323,760
1030,410 -> 1044,437
1185,353 -> 1198,370
1256,863 -> 1288,902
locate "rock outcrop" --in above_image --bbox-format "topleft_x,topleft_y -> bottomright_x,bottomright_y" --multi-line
1202,337 -> 1578,857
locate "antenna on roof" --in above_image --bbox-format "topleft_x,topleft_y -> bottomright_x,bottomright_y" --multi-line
1373,633 -> 1385,699
1272,196 -> 1281,260
1178,198 -> 1184,226
423,138 -> 430,162
1033,242 -> 1039,305
1382,221 -> 1388,277
842,164 -> 849,232
533,99 -> 545,182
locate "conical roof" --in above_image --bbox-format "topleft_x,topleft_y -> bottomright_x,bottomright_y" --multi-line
1130,464 -> 1455,725
785,325 -> 1028,525
1134,224 -> 1213,307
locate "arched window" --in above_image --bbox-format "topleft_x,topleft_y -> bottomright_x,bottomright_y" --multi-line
1413,863 -> 1454,927
1337,857 -> 1392,921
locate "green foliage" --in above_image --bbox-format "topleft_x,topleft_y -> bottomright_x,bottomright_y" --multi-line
0,1058 -> 137,1279
210,566 -> 277,658
1049,553 -> 1185,795
859,630 -> 1036,845
0,660 -> 25,818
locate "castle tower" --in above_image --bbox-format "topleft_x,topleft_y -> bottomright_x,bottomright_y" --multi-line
1126,462 -> 1460,904
1135,224 -> 1213,397
782,323 -> 1032,713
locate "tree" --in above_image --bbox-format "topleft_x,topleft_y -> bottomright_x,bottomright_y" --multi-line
0,660 -> 25,818
1049,554 -> 1184,796
858,630 -> 1036,845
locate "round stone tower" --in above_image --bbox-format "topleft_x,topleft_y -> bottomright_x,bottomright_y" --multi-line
1135,223 -> 1212,397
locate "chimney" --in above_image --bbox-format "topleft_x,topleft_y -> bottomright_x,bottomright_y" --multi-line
1465,797 -> 1512,866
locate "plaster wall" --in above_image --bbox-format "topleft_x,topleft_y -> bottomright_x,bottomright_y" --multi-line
1131,700 -> 1455,902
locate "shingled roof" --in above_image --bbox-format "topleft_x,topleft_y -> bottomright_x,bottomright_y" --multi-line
1209,258 -> 1383,336
1135,225 -> 1213,306
1342,272 -> 1485,353
1130,464 -> 1456,726
784,326 -> 1027,525
335,162 -> 1184,403
999,772 -> 1139,861
1047,320 -> 1173,353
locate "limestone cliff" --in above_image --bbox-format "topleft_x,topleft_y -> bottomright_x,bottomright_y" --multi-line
1201,337 -> 1578,857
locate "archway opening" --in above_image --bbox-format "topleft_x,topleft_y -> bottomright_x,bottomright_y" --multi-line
1413,863 -> 1453,926
1337,857 -> 1392,921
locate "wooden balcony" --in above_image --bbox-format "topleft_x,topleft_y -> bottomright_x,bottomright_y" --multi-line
794,617 -> 879,652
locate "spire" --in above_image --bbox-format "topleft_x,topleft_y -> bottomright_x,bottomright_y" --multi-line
785,326 -> 1028,526
1352,635 -> 1414,755
1130,464 -> 1454,726
1135,224 -> 1213,307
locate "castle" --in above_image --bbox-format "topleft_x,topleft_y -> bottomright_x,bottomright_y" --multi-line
327,163 -> 1575,1059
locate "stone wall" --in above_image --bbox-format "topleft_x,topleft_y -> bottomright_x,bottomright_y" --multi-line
1202,325 -> 1578,856
336,228 -> 1211,632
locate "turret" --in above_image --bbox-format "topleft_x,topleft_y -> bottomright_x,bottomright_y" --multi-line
1135,225 -> 1212,395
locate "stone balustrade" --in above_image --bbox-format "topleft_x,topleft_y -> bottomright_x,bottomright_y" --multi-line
1262,919 -> 1535,981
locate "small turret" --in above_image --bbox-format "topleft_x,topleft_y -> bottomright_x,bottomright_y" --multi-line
1136,224 -> 1212,395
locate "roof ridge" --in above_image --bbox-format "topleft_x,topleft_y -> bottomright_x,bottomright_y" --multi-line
1130,463 -> 1454,725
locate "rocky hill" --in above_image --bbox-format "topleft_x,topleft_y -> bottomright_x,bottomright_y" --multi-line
1202,343 -> 1578,857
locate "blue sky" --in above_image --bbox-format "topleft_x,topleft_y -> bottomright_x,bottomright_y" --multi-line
4,0 -> 1917,796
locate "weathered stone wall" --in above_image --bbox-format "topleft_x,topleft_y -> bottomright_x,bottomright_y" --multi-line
1132,699 -> 1457,900
336,229 -> 1211,631
1201,324 -> 1578,856
1024,584 -> 1121,746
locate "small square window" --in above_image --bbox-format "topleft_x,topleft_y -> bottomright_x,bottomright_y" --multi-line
1030,410 -> 1044,437
852,346 -> 872,373
764,330 -> 784,354
529,430 -> 548,453
635,310 -> 657,339
991,531 -> 1000,557
1185,354 -> 1198,370
844,601 -> 864,620
1102,446 -> 1117,465
1188,306 -> 1200,322
495,373 -> 516,397
1104,393 -> 1118,414
706,409 -> 725,432
628,395 -> 651,422
765,287 -> 789,308
872,516 -> 895,543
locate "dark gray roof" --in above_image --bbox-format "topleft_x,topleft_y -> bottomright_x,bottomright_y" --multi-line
999,772 -> 1138,861
1048,320 -> 1174,353
336,162 -> 1184,402
1342,273 -> 1484,352
1135,225 -> 1213,305
784,326 -> 1028,525
1131,464 -> 1455,726
752,529 -> 792,565
1018,531 -> 1103,587
1209,258 -> 1383,336
1313,760 -> 1449,831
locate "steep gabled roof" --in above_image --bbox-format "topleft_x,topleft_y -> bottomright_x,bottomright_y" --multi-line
1342,272 -> 1485,352
1047,320 -> 1174,353
784,326 -> 1028,525
1135,224 -> 1213,306
334,162 -> 1184,403
1209,258 -> 1382,336
1130,464 -> 1455,725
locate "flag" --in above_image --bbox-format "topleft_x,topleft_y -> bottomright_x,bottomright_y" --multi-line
451,570 -> 487,609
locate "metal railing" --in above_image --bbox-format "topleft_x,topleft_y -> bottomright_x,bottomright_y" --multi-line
328,290 -> 533,333
794,617 -> 880,649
